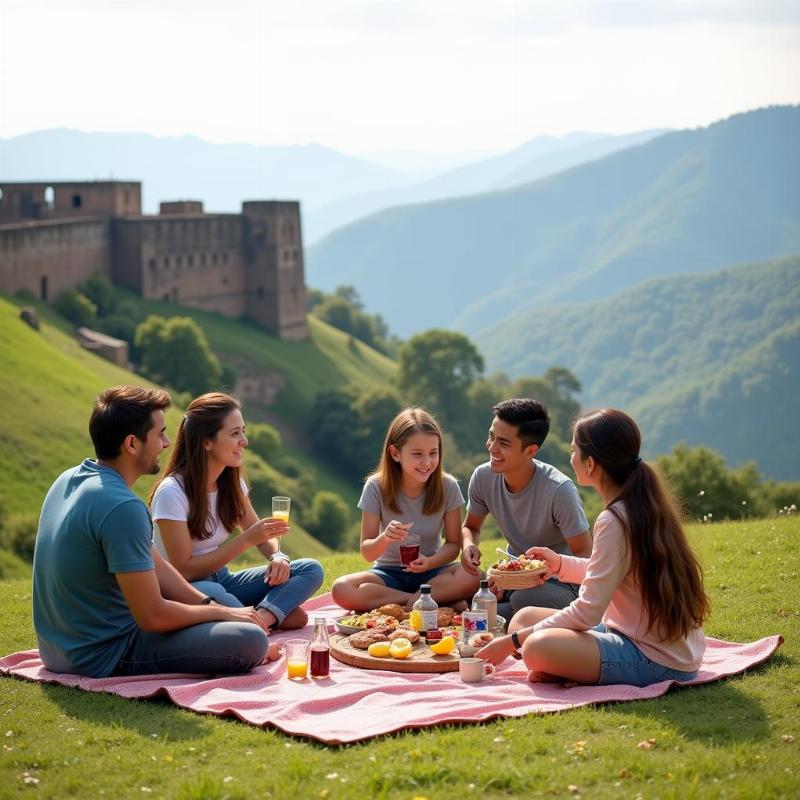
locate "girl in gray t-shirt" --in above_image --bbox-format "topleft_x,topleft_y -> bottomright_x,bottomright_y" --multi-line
331,408 -> 481,612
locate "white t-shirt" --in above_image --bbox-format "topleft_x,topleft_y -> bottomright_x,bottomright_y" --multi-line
150,475 -> 248,558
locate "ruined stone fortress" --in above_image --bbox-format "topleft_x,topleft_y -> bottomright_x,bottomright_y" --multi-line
0,180 -> 308,340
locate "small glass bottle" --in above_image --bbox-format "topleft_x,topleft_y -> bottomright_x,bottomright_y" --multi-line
472,579 -> 497,630
309,616 -> 330,678
410,584 -> 439,633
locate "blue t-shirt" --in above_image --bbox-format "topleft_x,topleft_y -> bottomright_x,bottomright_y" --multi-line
32,459 -> 155,677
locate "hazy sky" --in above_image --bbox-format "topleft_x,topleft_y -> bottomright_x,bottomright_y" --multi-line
1,0 -> 798,156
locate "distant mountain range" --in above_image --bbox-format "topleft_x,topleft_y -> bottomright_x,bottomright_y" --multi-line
0,129 -> 407,214
0,126 -> 665,244
307,105 -> 800,339
304,129 -> 666,241
479,255 -> 800,480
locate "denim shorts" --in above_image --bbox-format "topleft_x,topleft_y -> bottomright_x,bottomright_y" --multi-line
588,623 -> 698,687
370,564 -> 449,594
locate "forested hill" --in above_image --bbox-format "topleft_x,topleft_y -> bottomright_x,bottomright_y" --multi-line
307,105 -> 800,339
478,255 -> 800,480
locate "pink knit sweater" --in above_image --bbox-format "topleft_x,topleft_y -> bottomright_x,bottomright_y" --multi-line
533,506 -> 706,672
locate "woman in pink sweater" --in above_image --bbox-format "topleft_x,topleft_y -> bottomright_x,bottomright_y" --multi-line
477,408 -> 709,686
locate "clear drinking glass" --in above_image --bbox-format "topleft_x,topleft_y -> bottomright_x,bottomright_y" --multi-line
272,496 -> 291,555
285,638 -> 308,681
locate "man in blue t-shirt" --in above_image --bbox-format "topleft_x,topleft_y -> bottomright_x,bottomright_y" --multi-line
32,385 -> 274,677
460,398 -> 592,621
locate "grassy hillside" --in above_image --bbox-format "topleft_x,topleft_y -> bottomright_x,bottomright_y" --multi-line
478,256 -> 800,479
135,297 -> 396,434
308,105 -> 800,338
1,517 -> 797,798
0,295 -> 345,559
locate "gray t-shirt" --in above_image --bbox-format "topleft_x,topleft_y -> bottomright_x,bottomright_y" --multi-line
467,459 -> 588,557
358,473 -> 465,567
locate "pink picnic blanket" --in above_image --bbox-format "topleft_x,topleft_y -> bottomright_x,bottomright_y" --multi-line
0,594 -> 783,744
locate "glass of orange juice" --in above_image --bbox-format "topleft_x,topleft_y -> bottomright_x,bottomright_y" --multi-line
272,496 -> 291,555
285,638 -> 308,681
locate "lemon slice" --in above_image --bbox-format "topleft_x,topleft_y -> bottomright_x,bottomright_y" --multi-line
367,641 -> 391,658
429,636 -> 456,655
390,637 -> 413,659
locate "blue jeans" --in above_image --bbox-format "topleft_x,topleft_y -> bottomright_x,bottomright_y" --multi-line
113,621 -> 269,676
589,623 -> 698,687
370,564 -> 449,594
193,558 -> 324,624
497,578 -> 579,621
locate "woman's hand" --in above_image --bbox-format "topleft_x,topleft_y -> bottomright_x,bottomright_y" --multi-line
476,634 -> 517,665
245,517 -> 289,547
382,520 -> 411,543
525,546 -> 561,579
405,554 -> 432,573
265,555 -> 291,586
216,605 -> 271,633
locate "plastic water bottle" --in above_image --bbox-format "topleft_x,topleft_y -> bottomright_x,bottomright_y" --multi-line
472,579 -> 497,630
309,616 -> 330,678
410,584 -> 439,633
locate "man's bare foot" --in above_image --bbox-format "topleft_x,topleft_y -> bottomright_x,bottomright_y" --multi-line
256,607 -> 278,629
276,607 -> 308,630
450,599 -> 469,613
266,642 -> 281,662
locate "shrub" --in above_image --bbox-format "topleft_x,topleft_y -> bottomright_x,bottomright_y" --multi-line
54,288 -> 97,327
5,514 -> 39,562
305,491 -> 351,550
247,423 -> 282,465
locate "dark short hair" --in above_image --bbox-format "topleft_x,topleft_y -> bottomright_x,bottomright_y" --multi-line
492,398 -> 550,448
89,385 -> 171,459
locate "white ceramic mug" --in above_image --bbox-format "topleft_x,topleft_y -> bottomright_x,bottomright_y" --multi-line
459,657 -> 496,683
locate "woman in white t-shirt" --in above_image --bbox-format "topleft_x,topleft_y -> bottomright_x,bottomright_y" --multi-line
150,393 -> 323,630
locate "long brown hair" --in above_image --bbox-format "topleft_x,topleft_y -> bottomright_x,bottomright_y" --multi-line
573,408 -> 709,641
371,408 -> 445,515
150,393 -> 246,540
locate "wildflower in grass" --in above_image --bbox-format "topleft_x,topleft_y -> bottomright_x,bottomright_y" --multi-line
637,738 -> 657,750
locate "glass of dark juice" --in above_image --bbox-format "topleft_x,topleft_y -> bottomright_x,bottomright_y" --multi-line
399,532 -> 420,566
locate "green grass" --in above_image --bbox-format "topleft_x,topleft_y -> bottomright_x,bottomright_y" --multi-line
0,295 -> 184,517
0,291 -> 396,543
136,297 -> 396,432
2,518 -> 799,799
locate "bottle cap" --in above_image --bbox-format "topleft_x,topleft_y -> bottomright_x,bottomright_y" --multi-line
480,579 -> 489,588
420,584 -> 432,593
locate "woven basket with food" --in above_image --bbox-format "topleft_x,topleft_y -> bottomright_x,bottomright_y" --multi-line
488,555 -> 549,590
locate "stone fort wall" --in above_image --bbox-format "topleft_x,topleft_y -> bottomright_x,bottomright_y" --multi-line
0,217 -> 111,303
0,181 -> 307,340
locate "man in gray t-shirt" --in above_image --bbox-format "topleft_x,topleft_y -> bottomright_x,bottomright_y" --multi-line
461,399 -> 591,621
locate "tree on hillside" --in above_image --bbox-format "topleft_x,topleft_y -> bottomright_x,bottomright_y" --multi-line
305,491 -> 351,549
54,288 -> 97,327
397,329 -> 484,439
510,369 -> 581,443
135,315 -> 222,396
309,285 -> 394,355
246,422 -> 282,465
79,273 -> 117,317
656,443 -> 759,520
